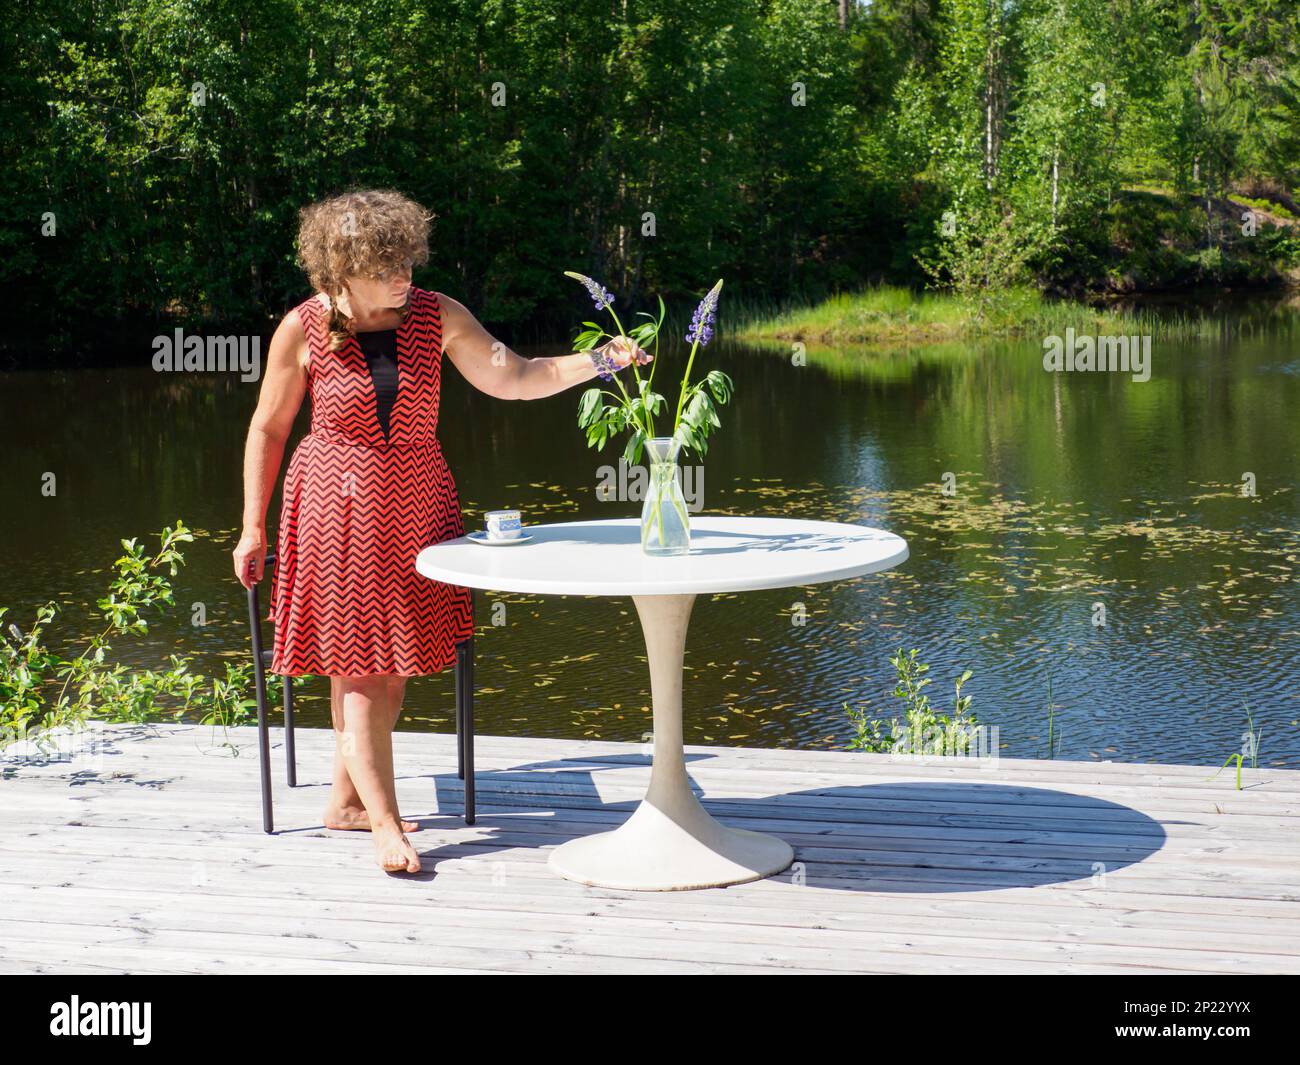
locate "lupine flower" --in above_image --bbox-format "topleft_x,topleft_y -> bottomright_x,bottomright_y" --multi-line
590,347 -> 618,382
685,279 -> 723,347
565,271 -> 615,311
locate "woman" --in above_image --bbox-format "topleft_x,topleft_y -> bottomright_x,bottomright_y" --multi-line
233,189 -> 648,874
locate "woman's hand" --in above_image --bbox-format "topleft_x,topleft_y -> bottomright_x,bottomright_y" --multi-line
233,527 -> 267,590
596,336 -> 652,371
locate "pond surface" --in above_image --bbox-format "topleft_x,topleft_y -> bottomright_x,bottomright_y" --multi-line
2,305 -> 1297,767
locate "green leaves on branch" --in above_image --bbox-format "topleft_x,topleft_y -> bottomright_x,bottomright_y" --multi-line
0,521 -> 281,749
0,603 -> 60,729
578,382 -> 666,466
573,322 -> 605,352
626,317 -> 660,347
845,648 -> 980,757
675,369 -> 733,459
94,524 -> 193,638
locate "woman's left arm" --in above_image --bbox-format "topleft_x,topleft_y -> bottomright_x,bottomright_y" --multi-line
439,292 -> 648,401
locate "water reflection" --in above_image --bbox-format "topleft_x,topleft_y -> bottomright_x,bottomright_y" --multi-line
1,313 -> 1296,766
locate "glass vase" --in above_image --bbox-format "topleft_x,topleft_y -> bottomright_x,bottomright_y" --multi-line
640,436 -> 691,556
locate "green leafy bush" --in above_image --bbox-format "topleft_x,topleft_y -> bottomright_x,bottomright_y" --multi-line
1,521 -> 281,750
846,648 -> 979,757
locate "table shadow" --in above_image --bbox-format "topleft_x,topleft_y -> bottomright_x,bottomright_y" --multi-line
416,752 -> 1173,893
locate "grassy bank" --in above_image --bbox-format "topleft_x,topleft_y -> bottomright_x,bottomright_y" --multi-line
732,184 -> 1300,349
731,285 -> 1299,348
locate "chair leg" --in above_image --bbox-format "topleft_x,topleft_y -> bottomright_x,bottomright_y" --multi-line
257,693 -> 273,833
464,619 -> 475,826
283,676 -> 297,788
455,640 -> 466,780
247,585 -> 273,834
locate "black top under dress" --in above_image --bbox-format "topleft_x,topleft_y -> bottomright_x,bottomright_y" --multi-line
355,327 -> 399,441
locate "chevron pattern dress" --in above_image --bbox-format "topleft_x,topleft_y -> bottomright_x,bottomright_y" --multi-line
269,287 -> 474,676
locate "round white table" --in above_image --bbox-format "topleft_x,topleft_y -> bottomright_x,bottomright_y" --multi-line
415,515 -> 908,891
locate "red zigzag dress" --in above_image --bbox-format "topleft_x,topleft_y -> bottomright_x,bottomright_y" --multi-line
269,287 -> 474,677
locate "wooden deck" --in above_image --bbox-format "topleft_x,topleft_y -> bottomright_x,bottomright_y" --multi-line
2,722 -> 1298,974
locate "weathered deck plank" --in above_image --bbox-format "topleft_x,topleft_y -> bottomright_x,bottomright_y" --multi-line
1,723 -> 1297,974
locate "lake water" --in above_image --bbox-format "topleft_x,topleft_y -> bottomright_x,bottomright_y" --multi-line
2,308 -> 1297,767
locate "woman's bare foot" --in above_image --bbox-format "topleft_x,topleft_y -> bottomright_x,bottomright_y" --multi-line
324,804 -> 419,833
373,823 -> 421,874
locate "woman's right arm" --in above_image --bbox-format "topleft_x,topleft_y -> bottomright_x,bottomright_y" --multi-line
233,310 -> 310,589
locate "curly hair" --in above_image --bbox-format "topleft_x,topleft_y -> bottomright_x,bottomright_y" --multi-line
296,189 -> 434,351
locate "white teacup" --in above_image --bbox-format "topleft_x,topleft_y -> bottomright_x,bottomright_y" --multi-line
485,509 -> 522,541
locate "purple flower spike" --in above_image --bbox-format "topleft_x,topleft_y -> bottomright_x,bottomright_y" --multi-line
590,348 -> 617,382
685,280 -> 723,347
565,271 -> 615,311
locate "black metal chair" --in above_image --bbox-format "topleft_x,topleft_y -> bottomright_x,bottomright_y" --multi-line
246,552 -> 477,833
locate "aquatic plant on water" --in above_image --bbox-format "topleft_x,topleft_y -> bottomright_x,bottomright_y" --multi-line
1207,702 -> 1262,790
566,271 -> 734,553
846,648 -> 979,756
1042,671 -> 1062,759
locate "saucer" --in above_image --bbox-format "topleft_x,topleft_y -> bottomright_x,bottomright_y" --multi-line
468,528 -> 534,546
